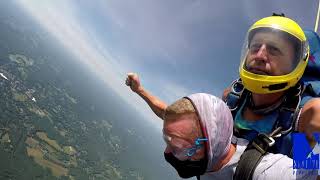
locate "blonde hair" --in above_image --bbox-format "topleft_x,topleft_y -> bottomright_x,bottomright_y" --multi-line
164,98 -> 195,117
164,98 -> 202,139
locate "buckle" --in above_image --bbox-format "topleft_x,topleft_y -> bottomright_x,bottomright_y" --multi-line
226,92 -> 241,111
257,133 -> 275,147
231,79 -> 244,95
251,133 -> 275,154
227,79 -> 244,111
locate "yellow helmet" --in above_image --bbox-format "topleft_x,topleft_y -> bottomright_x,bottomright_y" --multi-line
239,16 -> 309,94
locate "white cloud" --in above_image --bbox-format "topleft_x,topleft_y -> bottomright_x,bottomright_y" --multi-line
241,0 -> 316,29
16,0 -> 163,129
95,0 -> 231,65
16,0 -> 316,133
160,81 -> 194,104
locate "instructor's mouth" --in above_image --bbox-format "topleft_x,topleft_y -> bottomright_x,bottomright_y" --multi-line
247,67 -> 269,75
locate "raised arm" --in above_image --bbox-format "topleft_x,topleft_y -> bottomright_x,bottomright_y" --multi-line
125,73 -> 167,120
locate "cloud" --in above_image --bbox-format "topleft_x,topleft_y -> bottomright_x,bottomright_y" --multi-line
16,0 -> 164,129
16,0 -> 317,132
241,0 -> 316,29
93,0 -> 245,65
159,80 -> 194,104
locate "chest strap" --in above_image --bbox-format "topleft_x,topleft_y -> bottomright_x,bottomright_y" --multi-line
233,127 -> 282,180
232,83 -> 302,180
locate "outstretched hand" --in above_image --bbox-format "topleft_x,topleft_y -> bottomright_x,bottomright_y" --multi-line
125,72 -> 167,120
125,72 -> 142,93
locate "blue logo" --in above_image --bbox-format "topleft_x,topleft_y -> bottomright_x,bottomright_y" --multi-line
293,133 -> 320,170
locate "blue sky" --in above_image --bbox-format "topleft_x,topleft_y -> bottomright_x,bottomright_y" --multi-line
16,0 -> 319,129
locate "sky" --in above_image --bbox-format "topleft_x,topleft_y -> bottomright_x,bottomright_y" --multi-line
15,0 -> 320,131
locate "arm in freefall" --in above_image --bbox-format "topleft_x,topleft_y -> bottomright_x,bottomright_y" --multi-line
125,72 -> 167,120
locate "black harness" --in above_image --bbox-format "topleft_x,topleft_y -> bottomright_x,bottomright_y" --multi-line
225,79 -> 303,180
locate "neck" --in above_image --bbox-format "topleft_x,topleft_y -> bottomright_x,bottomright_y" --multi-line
212,143 -> 236,171
251,91 -> 285,107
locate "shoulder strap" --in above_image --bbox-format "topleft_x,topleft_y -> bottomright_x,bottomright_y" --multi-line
234,128 -> 282,180
233,148 -> 264,180
229,81 -> 302,174
234,86 -> 301,179
225,78 -> 247,117
275,83 -> 302,133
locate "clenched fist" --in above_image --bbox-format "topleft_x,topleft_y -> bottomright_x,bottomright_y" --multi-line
125,73 -> 142,93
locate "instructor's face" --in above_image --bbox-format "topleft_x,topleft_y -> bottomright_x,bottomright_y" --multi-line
245,31 -> 295,76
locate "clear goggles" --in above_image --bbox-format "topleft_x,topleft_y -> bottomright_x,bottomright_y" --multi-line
163,133 -> 207,161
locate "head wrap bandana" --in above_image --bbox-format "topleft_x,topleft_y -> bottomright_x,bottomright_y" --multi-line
187,93 -> 234,171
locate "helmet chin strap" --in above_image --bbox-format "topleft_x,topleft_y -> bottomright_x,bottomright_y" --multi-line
247,92 -> 285,115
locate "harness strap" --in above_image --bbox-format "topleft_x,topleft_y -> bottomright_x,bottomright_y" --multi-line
234,127 -> 282,180
227,79 -> 303,179
225,78 -> 248,117
274,83 -> 302,135
227,79 -> 302,135
233,147 -> 264,180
